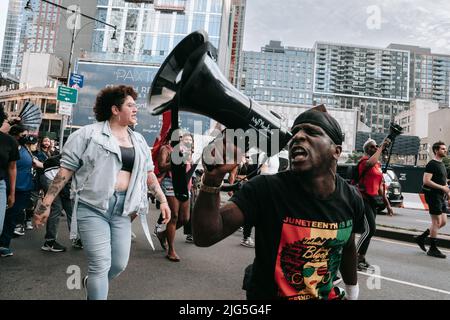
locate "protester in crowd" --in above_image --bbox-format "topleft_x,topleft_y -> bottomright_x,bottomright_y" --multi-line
34,85 -> 171,299
0,106 -> 19,249
22,135 -> 43,231
228,155 -> 255,248
415,141 -> 450,258
193,105 -> 364,300
0,125 -> 37,256
39,154 -> 79,252
355,138 -> 393,271
156,131 -> 193,261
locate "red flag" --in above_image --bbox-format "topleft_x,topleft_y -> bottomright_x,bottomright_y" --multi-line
151,111 -> 171,176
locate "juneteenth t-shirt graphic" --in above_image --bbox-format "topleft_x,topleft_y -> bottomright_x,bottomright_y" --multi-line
274,217 -> 353,300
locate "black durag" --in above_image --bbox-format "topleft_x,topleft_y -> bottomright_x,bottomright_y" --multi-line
292,104 -> 343,145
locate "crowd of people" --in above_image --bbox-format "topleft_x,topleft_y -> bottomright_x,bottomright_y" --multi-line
1,85 -> 449,301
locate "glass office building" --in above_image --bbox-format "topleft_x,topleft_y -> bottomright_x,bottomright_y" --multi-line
0,0 -> 63,78
92,0 -> 224,60
239,41 -> 315,105
0,0 -> 25,77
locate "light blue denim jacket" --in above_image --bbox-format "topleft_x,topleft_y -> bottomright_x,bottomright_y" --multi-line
60,121 -> 154,221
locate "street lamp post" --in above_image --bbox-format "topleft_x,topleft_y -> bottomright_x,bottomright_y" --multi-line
25,0 -> 117,148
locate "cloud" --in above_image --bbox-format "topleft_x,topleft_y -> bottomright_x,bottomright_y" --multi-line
243,0 -> 450,55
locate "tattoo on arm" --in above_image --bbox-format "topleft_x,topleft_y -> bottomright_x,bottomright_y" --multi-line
47,173 -> 67,198
148,172 -> 167,204
35,203 -> 50,216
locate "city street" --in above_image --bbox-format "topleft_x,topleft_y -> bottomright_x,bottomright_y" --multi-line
1,206 -> 450,300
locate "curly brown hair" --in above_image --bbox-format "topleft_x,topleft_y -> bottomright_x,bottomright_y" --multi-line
93,85 -> 138,121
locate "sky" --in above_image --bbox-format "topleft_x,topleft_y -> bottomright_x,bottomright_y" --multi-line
243,0 -> 450,54
2,1 -> 450,58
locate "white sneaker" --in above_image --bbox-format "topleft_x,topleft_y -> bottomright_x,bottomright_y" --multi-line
131,231 -> 137,242
240,237 -> 255,248
14,225 -> 25,236
26,220 -> 33,230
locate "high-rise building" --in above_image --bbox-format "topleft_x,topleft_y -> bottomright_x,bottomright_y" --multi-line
239,40 -> 315,105
239,41 -> 413,133
388,44 -> 450,108
21,0 -> 62,55
0,0 -> 65,78
313,42 -> 411,133
90,0 -> 242,74
227,0 -> 246,87
0,0 -> 26,77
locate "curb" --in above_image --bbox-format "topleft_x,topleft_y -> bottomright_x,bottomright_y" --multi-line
375,225 -> 450,249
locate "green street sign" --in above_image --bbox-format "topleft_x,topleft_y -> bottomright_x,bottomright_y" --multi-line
57,85 -> 78,104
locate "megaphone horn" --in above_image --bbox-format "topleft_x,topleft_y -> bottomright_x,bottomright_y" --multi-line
149,31 -> 292,156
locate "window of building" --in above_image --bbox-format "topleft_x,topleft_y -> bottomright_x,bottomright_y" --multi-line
123,32 -> 137,54
175,13 -> 187,34
126,10 -> 139,31
194,0 -> 207,12
208,15 -> 221,37
46,100 -> 57,114
192,13 -> 206,31
159,13 -> 173,33
95,8 -> 108,29
210,0 -> 222,13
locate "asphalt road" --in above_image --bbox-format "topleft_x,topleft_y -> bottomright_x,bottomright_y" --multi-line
1,206 -> 450,300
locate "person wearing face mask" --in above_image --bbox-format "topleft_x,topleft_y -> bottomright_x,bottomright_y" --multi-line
0,126 -> 36,256
192,105 -> 365,300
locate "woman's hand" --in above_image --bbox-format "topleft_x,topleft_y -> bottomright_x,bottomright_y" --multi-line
160,202 -> 171,224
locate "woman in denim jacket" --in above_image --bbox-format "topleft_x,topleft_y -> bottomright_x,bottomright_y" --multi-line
34,85 -> 171,300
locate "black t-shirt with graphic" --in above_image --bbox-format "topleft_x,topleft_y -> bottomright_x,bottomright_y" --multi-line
0,132 -> 20,181
230,172 -> 365,300
425,160 -> 447,194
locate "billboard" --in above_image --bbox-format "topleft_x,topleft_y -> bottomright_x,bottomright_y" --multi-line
73,61 -> 211,145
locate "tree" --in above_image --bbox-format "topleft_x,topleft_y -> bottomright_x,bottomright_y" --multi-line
346,151 -> 364,164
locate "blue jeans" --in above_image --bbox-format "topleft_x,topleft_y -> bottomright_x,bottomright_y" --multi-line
77,191 -> 131,300
0,180 -> 6,235
0,190 -> 31,249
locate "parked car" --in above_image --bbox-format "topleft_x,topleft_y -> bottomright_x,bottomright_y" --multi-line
383,169 -> 403,208
337,163 -> 403,208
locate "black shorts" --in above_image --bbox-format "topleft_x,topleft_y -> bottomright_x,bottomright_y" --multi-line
424,192 -> 448,215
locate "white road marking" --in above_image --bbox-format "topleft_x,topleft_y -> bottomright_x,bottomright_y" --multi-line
372,236 -> 450,253
415,219 -> 432,224
358,271 -> 450,296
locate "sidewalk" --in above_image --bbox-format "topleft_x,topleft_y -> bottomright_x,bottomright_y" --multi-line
375,208 -> 450,249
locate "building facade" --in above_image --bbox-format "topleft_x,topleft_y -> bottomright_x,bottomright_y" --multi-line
388,44 -> 450,108
90,0 -> 242,76
394,98 -> 439,139
313,42 -> 410,133
0,0 -> 65,79
260,101 -> 358,157
239,41 -> 315,105
0,87 -> 61,137
0,0 -> 26,77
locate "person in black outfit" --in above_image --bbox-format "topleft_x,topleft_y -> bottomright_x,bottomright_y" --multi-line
193,105 -> 365,300
0,106 -> 20,251
415,141 -> 449,258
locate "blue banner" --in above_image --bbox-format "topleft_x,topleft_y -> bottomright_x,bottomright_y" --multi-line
72,61 -> 210,146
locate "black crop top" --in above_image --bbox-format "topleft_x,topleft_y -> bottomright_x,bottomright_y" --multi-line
120,146 -> 135,172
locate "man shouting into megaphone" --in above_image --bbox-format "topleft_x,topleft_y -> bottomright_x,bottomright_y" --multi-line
192,105 -> 365,300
